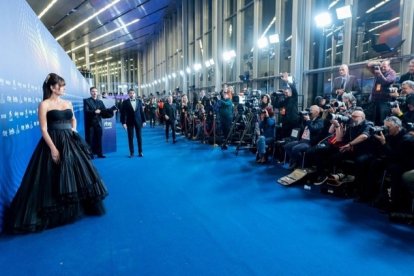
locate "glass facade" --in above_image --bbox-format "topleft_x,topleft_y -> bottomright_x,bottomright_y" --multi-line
135,0 -> 413,106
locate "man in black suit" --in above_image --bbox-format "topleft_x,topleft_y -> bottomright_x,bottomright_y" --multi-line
163,95 -> 177,143
331,64 -> 361,100
84,87 -> 107,158
121,89 -> 146,157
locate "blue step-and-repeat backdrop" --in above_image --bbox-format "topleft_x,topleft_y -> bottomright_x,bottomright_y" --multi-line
0,0 -> 93,231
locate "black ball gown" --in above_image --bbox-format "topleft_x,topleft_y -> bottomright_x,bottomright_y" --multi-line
4,109 -> 108,234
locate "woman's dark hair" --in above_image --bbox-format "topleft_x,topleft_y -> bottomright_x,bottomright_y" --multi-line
42,73 -> 65,100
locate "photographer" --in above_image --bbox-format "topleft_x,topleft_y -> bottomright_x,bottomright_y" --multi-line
331,110 -> 375,201
219,89 -> 234,150
367,60 -> 397,125
309,114 -> 348,184
331,64 -> 361,100
401,80 -> 414,96
391,94 -> 414,128
274,72 -> 299,138
260,94 -> 272,110
368,117 -> 413,210
341,93 -> 359,116
256,107 -> 276,163
284,105 -> 324,169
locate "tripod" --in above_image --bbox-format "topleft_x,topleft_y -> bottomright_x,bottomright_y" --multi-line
235,109 -> 259,155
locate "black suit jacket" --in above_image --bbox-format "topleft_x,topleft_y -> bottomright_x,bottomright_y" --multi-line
332,75 -> 361,96
163,102 -> 177,122
84,97 -> 106,127
120,99 -> 146,127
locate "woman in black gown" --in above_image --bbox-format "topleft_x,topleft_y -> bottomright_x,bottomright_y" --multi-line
4,73 -> 108,234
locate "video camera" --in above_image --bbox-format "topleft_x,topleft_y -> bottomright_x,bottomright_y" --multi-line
327,113 -> 350,123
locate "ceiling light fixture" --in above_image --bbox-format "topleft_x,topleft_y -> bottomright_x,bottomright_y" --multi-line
38,0 -> 58,19
96,42 -> 125,54
91,18 -> 140,42
56,0 -> 121,41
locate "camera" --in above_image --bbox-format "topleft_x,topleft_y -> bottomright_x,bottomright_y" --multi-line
327,113 -> 350,123
333,101 -> 345,108
406,122 -> 414,131
322,104 -> 331,110
299,108 -> 310,116
369,126 -> 388,136
389,101 -> 399,109
374,65 -> 380,71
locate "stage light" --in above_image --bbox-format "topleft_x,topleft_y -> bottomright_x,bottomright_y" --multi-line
257,37 -> 269,49
186,67 -> 191,74
193,63 -> 202,71
336,5 -> 352,20
222,50 -> 236,61
269,34 -> 280,44
315,12 -> 332,28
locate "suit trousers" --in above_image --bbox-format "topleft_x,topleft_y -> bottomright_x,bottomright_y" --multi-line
165,119 -> 176,141
127,123 -> 143,154
86,124 -> 103,156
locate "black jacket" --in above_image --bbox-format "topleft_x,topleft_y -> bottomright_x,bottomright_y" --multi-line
120,98 -> 146,126
163,102 -> 177,122
84,97 -> 107,127
275,82 -> 299,126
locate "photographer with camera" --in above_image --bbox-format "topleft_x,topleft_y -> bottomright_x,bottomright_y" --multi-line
365,116 -> 411,208
331,64 -> 361,101
260,94 -> 272,110
308,112 -> 348,184
219,88 -> 234,150
367,60 -> 397,125
274,72 -> 299,138
329,110 -> 374,200
391,94 -> 414,129
256,107 -> 276,163
284,105 -> 324,170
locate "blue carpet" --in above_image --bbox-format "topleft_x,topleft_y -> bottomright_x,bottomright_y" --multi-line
1,125 -> 414,275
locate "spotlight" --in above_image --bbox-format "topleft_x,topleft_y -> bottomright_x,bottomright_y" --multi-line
193,63 -> 202,71
336,5 -> 352,20
222,50 -> 236,61
315,12 -> 332,28
257,37 -> 269,49
186,67 -> 191,74
269,34 -> 280,44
